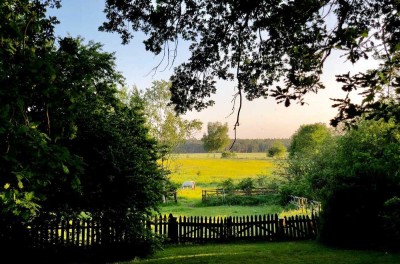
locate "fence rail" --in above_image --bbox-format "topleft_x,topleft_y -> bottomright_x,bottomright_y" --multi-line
202,188 -> 276,201
148,213 -> 319,243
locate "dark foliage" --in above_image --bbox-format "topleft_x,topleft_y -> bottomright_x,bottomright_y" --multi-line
0,0 -> 165,257
102,0 -> 400,126
309,120 -> 400,250
319,171 -> 396,249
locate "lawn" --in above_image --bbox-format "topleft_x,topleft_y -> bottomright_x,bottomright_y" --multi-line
118,241 -> 400,264
159,200 -> 285,217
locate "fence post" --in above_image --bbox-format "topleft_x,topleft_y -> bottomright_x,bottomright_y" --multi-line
225,217 -> 233,241
168,214 -> 178,243
202,190 -> 206,201
311,213 -> 319,237
277,218 -> 285,241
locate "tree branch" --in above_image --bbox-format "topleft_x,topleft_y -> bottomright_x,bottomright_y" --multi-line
229,15 -> 249,150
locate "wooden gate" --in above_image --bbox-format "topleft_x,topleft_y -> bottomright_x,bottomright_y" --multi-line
148,213 -> 318,243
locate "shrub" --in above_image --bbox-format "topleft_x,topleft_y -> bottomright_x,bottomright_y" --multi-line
202,194 -> 281,206
382,197 -> 400,251
267,141 -> 287,158
218,178 -> 236,195
237,178 -> 255,195
256,175 -> 281,192
221,151 -> 237,159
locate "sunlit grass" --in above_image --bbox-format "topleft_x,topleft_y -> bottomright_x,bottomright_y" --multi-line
279,208 -> 311,218
177,188 -> 203,201
160,203 -> 284,218
168,153 -> 277,185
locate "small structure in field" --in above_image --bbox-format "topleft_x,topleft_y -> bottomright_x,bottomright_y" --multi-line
181,181 -> 196,190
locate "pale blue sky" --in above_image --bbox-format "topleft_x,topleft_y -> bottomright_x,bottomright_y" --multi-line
49,0 -> 377,139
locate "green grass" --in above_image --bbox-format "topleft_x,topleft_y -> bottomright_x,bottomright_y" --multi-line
118,241 -> 400,264
159,201 -> 284,217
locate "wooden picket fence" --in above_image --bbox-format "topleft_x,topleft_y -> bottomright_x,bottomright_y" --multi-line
148,213 -> 319,243
3,212 -> 318,251
27,218 -> 139,250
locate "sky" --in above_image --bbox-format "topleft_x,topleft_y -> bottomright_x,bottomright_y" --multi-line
48,0 -> 378,139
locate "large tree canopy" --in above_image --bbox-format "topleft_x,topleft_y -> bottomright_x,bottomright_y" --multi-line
0,0 -> 164,225
101,0 -> 400,127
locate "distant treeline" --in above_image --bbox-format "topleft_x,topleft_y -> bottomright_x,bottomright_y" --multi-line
174,138 -> 291,153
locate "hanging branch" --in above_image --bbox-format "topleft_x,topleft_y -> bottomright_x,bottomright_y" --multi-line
229,16 -> 248,150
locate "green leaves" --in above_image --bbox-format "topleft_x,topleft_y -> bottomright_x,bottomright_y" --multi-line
267,140 -> 287,158
62,164 -> 70,174
102,0 -> 400,128
202,122 -> 230,153
1,0 -> 164,228
139,80 -> 202,167
289,123 -> 332,158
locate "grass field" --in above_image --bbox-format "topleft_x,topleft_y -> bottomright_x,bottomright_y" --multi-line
159,199 -> 285,217
159,153 -> 298,218
119,241 -> 400,264
168,153 -> 277,186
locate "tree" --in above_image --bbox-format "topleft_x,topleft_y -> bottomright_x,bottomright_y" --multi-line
278,123 -> 333,197
0,0 -> 79,222
267,141 -> 287,158
101,0 -> 400,128
140,80 -> 202,167
305,119 -> 400,249
289,123 -> 333,158
202,122 -> 230,154
0,0 -> 165,254
176,138 -> 291,153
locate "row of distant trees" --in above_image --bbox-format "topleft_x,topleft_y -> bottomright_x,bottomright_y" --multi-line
175,137 -> 290,154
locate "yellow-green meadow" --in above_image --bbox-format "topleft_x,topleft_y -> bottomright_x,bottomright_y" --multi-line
167,153 -> 277,185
